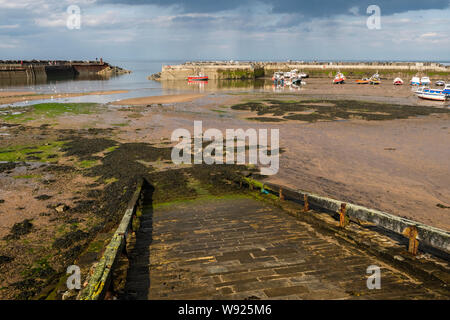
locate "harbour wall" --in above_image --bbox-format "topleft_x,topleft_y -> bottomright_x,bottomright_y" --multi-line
155,61 -> 450,80
0,60 -> 114,85
159,64 -> 264,80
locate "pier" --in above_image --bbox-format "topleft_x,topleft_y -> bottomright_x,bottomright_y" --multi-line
0,60 -> 129,85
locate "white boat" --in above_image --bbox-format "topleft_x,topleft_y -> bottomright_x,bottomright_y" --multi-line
418,91 -> 448,101
420,77 -> 431,85
416,84 -> 450,101
410,76 -> 421,85
414,86 -> 429,94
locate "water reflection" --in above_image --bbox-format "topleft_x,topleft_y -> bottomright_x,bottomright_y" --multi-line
0,72 -> 121,89
162,79 -> 305,94
162,79 -> 270,92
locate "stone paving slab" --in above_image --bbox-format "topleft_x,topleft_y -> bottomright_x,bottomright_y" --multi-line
124,196 -> 449,300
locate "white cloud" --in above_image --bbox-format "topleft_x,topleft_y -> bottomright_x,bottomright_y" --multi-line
420,32 -> 438,38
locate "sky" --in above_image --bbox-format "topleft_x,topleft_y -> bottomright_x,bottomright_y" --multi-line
0,0 -> 449,61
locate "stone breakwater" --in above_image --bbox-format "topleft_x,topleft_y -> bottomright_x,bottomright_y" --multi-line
149,61 -> 450,80
0,60 -> 130,85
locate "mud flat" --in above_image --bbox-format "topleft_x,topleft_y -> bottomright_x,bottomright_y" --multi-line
111,93 -> 205,106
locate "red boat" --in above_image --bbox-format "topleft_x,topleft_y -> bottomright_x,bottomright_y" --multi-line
187,74 -> 208,81
333,72 -> 346,84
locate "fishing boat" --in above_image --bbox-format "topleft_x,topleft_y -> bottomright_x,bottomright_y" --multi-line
187,74 -> 208,81
420,77 -> 431,86
393,77 -> 404,85
417,91 -> 448,101
415,84 -> 450,101
356,78 -> 370,84
410,76 -> 421,86
333,72 -> 346,84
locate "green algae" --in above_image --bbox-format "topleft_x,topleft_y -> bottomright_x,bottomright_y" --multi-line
0,103 -> 100,123
0,141 -> 65,162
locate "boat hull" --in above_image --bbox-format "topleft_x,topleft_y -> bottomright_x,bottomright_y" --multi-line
417,93 -> 447,101
187,76 -> 208,81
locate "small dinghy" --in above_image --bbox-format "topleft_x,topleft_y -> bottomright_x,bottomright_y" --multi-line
333,72 -> 346,84
356,78 -> 370,84
393,77 -> 404,85
369,73 -> 381,85
420,77 -> 431,86
187,74 -> 208,81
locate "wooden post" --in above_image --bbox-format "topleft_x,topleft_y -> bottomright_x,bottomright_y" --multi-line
279,188 -> 284,201
303,194 -> 309,212
403,226 -> 419,255
339,203 -> 347,228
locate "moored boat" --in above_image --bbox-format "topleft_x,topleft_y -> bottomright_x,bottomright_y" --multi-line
298,72 -> 309,78
417,91 -> 448,101
420,76 -> 431,86
369,73 -> 381,85
356,78 -> 370,84
435,80 -> 445,86
333,72 -> 346,84
415,84 -> 450,101
410,76 -> 421,85
187,74 -> 208,81
393,77 -> 404,85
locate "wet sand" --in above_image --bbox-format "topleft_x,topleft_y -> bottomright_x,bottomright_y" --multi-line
0,90 -> 129,105
111,93 -> 205,106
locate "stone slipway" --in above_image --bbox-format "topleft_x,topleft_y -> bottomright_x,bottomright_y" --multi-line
123,196 -> 449,300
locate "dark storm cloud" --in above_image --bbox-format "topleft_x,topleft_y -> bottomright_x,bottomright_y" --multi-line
100,0 -> 450,16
